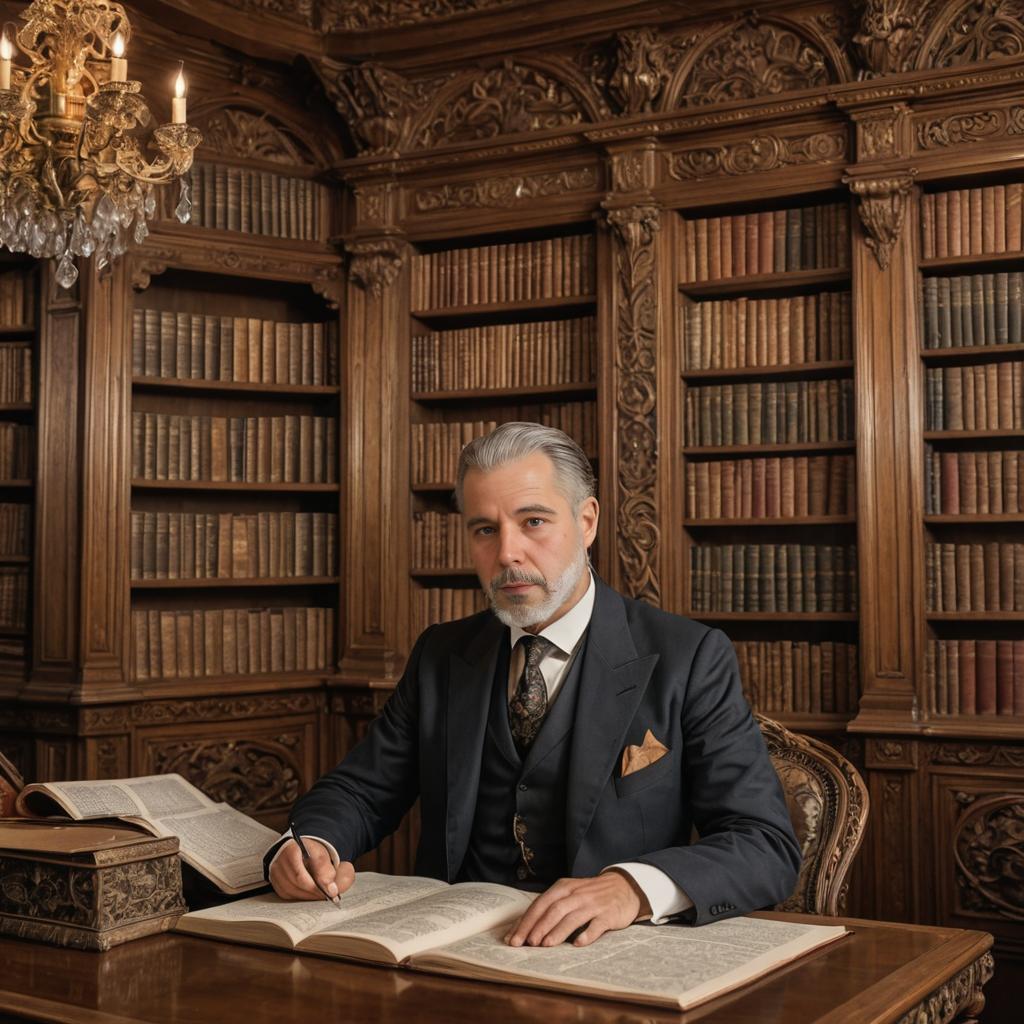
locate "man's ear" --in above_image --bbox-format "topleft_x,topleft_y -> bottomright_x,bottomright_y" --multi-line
579,496 -> 599,547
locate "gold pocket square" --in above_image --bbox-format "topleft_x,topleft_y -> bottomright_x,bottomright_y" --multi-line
620,729 -> 669,777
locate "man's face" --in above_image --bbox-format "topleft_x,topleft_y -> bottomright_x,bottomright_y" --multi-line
462,452 -> 599,632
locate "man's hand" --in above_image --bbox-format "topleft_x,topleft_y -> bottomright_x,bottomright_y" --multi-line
504,870 -> 651,948
268,837 -> 355,902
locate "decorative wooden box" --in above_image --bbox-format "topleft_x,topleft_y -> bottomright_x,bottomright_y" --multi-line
0,820 -> 186,951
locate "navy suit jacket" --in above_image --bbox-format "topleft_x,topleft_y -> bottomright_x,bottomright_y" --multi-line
283,579 -> 801,925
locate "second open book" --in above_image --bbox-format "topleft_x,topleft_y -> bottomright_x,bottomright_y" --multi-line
177,872 -> 846,1010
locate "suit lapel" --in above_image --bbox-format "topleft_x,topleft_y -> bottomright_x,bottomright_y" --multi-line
445,613 -> 505,880
566,581 -> 659,871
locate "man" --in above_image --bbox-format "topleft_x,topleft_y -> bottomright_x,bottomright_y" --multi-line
268,422 -> 800,947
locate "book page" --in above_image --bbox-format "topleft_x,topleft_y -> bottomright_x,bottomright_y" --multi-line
306,882 -> 533,962
117,775 -> 218,819
31,774 -> 215,822
178,873 -> 448,947
414,916 -> 846,1009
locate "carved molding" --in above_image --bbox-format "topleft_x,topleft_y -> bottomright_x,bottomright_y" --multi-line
603,204 -> 661,606
320,0 -> 522,32
192,105 -> 321,168
413,167 -> 597,213
843,171 -> 917,270
932,743 -> 1024,767
916,103 -> 1024,148
346,237 -> 408,297
668,129 -> 846,181
854,1 -> 921,76
895,952 -> 994,1024
80,693 -> 320,732
928,0 -> 1024,69
953,791 -> 1024,921
147,737 -> 303,814
0,707 -> 74,732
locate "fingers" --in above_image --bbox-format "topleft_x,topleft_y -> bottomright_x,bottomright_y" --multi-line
334,859 -> 356,895
269,839 -> 352,902
505,879 -> 575,946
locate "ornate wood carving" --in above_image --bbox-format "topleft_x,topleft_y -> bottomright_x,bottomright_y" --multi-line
80,694 -> 320,732
347,237 -> 408,297
608,28 -> 672,115
854,1 -> 921,76
668,129 -> 846,180
916,103 -> 1024,148
148,737 -> 303,814
192,106 -> 320,167
320,0 -> 522,32
843,172 -> 917,270
953,792 -> 1024,921
678,18 -> 834,108
853,104 -> 911,160
603,204 -> 661,606
878,775 -> 911,917
929,0 -> 1024,68
894,952 -> 994,1024
933,743 -> 1024,767
413,167 -> 596,213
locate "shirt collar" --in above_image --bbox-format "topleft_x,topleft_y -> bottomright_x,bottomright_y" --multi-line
509,571 -> 595,657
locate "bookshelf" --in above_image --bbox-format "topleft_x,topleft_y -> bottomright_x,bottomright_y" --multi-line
408,227 -> 599,642
679,197 -> 857,729
920,181 -> 1024,722
0,258 -> 37,681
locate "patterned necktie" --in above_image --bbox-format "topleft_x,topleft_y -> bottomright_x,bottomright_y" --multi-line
509,635 -> 553,754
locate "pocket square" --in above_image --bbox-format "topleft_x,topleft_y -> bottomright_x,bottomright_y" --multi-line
620,729 -> 669,777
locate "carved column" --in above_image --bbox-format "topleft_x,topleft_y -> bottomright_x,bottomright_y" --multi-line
843,104 -> 922,727
339,181 -> 410,681
599,141 -> 672,607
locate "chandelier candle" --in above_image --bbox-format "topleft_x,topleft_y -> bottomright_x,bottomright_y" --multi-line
0,33 -> 10,91
110,33 -> 126,82
172,67 -> 185,123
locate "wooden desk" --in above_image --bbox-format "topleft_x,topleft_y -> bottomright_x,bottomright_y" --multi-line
0,914 -> 994,1024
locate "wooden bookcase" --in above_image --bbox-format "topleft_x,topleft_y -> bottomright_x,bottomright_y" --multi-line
678,197 -> 858,732
407,227 -> 599,645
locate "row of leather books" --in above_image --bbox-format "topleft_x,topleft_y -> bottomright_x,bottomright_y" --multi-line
130,511 -> 338,580
684,379 -> 854,447
680,202 -> 850,283
411,406 -> 596,485
412,512 -> 471,571
734,640 -> 859,715
920,183 -> 1024,258
924,362 -> 1024,431
174,161 -> 329,241
683,291 -> 852,370
685,455 -> 856,520
131,606 -> 335,681
410,317 -> 596,392
413,587 -> 488,637
0,344 -> 30,403
0,503 -> 28,555
131,413 -> 338,484
925,639 -> 1024,716
131,309 -> 338,387
689,544 -> 858,613
925,449 -> 1024,514
0,423 -> 31,480
0,567 -> 27,628
411,235 -> 595,309
925,542 -> 1024,611
0,268 -> 34,326
921,273 -> 1024,348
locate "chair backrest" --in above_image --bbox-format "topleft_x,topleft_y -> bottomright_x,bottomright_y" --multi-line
756,714 -> 869,916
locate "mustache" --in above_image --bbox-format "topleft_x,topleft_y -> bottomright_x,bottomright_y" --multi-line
490,567 -> 548,592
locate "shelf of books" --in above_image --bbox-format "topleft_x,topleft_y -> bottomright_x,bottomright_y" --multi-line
678,198 -> 857,731
408,228 -> 599,642
129,267 -> 341,690
0,258 -> 36,682
919,180 -> 1024,729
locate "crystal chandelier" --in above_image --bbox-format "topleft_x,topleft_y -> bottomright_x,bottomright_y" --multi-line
0,0 -> 201,288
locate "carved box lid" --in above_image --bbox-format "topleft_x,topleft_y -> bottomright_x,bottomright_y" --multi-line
0,820 -> 180,867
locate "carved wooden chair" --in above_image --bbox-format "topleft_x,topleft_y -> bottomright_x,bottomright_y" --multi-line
756,714 -> 869,916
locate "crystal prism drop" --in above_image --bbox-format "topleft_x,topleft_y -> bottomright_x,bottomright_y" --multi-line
134,218 -> 149,244
175,180 -> 192,224
56,253 -> 78,289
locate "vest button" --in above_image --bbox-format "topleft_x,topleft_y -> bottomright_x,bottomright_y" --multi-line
518,783 -> 528,791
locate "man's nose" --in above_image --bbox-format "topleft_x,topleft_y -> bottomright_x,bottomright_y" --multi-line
497,526 -> 524,565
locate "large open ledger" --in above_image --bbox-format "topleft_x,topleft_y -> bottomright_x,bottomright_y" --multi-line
176,872 -> 847,1009
15,773 -> 276,893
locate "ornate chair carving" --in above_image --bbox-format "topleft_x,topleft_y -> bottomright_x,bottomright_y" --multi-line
756,714 -> 869,916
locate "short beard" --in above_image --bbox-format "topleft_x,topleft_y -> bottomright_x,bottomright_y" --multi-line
487,542 -> 588,629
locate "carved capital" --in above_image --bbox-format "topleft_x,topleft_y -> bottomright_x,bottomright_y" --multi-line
607,144 -> 657,195
353,183 -> 398,229
346,237 -> 408,297
853,1 -> 920,77
843,171 -> 916,270
851,104 -> 911,160
609,28 -> 671,114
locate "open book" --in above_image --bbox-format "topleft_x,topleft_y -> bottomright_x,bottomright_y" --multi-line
176,872 -> 846,1009
15,773 -> 276,893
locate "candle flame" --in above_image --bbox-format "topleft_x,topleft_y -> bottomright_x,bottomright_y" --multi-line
112,33 -> 124,58
174,68 -> 185,98
1,34 -> 11,61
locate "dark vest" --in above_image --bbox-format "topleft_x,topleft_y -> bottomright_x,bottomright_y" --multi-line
458,631 -> 588,890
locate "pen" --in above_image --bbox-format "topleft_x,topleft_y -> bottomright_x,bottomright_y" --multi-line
289,822 -> 341,905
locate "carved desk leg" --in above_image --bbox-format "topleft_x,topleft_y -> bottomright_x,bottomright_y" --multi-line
897,952 -> 994,1024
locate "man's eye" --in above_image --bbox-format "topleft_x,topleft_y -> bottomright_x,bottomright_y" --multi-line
526,518 -> 545,527
475,526 -> 495,536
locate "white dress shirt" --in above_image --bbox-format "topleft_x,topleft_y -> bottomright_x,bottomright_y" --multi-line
276,573 -> 693,923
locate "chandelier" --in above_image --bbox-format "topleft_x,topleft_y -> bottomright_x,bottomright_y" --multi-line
0,0 -> 201,287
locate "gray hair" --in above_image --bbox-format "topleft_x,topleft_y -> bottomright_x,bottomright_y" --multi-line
454,422 -> 596,513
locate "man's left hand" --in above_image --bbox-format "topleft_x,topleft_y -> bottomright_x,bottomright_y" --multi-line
504,870 -> 651,948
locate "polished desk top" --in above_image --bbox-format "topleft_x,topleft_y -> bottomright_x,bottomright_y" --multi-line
0,913 -> 993,1024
